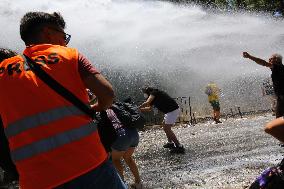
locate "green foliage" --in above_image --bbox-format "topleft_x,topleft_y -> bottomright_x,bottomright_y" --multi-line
214,0 -> 228,9
168,0 -> 284,15
242,0 -> 273,11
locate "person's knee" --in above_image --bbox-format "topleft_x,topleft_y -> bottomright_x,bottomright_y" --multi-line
112,152 -> 123,163
123,155 -> 134,164
264,123 -> 273,134
112,157 -> 122,165
163,126 -> 168,132
264,120 -> 282,134
163,124 -> 172,131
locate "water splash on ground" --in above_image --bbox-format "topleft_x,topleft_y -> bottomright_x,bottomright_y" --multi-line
126,114 -> 283,188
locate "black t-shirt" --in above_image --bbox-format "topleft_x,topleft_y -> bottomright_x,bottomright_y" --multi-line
150,89 -> 179,113
271,64 -> 284,96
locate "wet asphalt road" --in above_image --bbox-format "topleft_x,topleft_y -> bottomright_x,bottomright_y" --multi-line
125,114 -> 284,189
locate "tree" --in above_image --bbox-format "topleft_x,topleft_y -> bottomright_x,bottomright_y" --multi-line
166,0 -> 283,16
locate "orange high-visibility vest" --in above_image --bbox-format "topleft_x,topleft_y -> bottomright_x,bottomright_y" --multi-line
0,44 -> 107,189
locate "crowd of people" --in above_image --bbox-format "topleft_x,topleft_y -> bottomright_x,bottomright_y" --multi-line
0,10 -> 283,189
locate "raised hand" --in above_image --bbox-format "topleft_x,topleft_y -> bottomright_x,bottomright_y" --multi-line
243,52 -> 250,58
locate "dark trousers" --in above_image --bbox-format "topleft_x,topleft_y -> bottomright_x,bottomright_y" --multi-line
55,159 -> 127,189
276,96 -> 284,118
0,118 -> 19,182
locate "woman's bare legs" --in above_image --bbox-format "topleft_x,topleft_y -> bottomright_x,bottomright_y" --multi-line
123,147 -> 141,184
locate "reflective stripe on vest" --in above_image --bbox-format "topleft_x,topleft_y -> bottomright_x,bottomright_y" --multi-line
5,105 -> 85,138
11,121 -> 97,162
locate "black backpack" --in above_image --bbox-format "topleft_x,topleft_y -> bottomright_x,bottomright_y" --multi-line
111,102 -> 146,130
96,111 -> 117,152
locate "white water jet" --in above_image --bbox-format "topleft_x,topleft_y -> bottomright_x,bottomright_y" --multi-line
1,0 -> 284,115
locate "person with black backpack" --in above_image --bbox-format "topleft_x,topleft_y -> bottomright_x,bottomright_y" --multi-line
90,93 -> 143,188
103,99 -> 143,189
139,87 -> 185,154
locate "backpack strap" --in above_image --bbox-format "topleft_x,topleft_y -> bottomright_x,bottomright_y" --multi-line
22,54 -> 95,119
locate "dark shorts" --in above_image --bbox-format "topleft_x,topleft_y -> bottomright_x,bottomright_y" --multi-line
111,127 -> 139,151
210,100 -> 220,111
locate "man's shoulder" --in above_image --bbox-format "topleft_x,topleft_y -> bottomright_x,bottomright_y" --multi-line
62,46 -> 78,55
78,52 -> 88,63
153,90 -> 171,98
0,55 -> 23,65
274,63 -> 284,69
150,89 -> 159,95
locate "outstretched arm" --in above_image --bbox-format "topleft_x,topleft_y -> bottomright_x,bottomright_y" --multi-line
139,94 -> 155,112
243,52 -> 272,68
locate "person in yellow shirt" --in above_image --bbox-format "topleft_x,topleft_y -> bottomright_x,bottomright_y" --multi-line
205,82 -> 222,124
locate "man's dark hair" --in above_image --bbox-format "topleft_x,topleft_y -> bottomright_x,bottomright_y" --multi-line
20,12 -> 66,45
0,48 -> 17,62
142,86 -> 155,95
